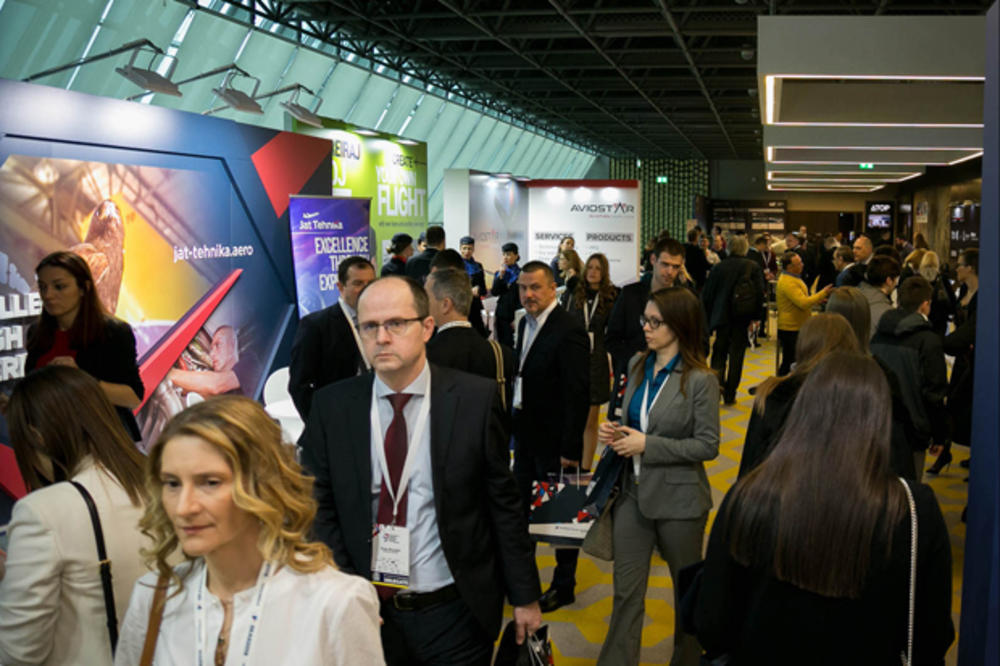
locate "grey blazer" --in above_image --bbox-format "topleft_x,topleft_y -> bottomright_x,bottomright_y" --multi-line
622,354 -> 720,520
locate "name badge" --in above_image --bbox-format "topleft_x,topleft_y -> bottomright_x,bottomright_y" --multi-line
372,524 -> 410,589
512,376 -> 523,409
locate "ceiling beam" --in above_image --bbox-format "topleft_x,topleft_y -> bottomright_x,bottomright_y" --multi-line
435,0 -> 671,156
654,0 -> 739,158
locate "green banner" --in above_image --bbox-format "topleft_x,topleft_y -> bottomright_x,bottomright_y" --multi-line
292,119 -> 428,271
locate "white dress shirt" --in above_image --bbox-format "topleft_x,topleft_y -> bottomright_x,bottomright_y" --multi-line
114,560 -> 384,665
369,360 -> 455,592
518,297 -> 559,368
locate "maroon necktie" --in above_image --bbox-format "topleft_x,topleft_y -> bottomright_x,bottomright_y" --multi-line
375,393 -> 412,600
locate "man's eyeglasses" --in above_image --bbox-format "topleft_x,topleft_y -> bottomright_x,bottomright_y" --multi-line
639,315 -> 665,330
358,317 -> 422,338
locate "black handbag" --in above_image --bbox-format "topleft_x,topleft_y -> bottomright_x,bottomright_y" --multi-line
493,621 -> 554,666
70,481 -> 118,654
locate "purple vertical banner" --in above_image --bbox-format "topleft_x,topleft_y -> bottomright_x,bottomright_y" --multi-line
289,196 -> 372,317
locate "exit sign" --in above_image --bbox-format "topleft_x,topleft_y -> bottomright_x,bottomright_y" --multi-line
656,175 -> 669,183
859,163 -> 874,170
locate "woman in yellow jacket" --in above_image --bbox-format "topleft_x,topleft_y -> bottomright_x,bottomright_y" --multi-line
776,250 -> 831,374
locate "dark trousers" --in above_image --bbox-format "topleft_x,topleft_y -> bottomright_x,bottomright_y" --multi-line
496,318 -> 514,347
777,329 -> 798,376
381,596 -> 493,666
513,443 -> 580,592
710,323 -> 749,402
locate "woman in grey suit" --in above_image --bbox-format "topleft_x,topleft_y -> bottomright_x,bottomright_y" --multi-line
596,287 -> 720,666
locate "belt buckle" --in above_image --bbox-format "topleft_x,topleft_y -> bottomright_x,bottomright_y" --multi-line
392,590 -> 417,611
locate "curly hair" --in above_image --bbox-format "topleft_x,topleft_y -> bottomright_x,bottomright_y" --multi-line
140,395 -> 332,590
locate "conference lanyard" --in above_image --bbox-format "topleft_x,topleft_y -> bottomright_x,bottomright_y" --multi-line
344,313 -> 372,371
583,295 -> 599,330
194,560 -> 272,666
370,378 -> 432,524
634,357 -> 677,479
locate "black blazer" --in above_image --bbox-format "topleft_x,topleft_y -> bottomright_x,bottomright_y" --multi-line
605,277 -> 652,380
299,364 -> 541,637
287,303 -> 364,419
381,256 -> 406,277
405,248 -> 438,283
26,317 -> 144,440
512,305 -> 590,463
426,325 -> 514,415
700,255 -> 765,331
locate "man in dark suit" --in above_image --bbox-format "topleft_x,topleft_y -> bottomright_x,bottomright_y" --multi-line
426,268 -> 514,422
431,249 -> 489,337
684,227 -> 711,289
512,261 -> 590,612
701,236 -> 765,404
300,276 -> 542,664
747,234 -> 772,339
405,225 -> 445,283
606,237 -> 695,413
288,256 -> 375,419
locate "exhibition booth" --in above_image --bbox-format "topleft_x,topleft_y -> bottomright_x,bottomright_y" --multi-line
443,169 -> 642,285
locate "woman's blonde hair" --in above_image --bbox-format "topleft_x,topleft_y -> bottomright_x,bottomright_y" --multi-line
140,396 -> 332,588
918,250 -> 941,282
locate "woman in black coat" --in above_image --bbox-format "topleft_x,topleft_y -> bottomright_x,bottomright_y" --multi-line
25,251 -> 144,440
696,353 -> 954,665
559,253 -> 619,472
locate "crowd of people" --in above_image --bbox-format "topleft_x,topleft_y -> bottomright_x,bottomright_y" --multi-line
0,222 -> 974,664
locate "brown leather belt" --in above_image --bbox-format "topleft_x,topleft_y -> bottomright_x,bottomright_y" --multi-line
390,584 -> 460,611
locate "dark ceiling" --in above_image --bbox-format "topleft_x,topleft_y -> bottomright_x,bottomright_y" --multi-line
206,0 -> 993,160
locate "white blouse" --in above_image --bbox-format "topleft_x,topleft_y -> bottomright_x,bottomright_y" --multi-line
113,559 -> 385,666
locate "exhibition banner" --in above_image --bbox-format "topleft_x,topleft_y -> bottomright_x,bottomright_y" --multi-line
0,79 -> 332,465
526,180 -> 641,285
293,119 -> 427,271
289,196 -> 372,317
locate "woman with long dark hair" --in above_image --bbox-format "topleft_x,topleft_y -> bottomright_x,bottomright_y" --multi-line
738,313 -> 859,478
0,366 -> 148,665
26,251 -> 144,440
695,353 -> 954,664
560,252 -> 620,472
596,287 -> 720,666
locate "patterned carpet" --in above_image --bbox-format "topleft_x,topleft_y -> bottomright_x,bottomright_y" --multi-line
519,334 -> 968,665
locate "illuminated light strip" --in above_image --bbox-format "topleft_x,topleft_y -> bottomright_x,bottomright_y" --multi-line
768,74 -> 985,81
948,151 -> 984,165
771,122 -> 983,128
767,169 -> 920,175
768,184 -> 884,192
762,74 -> 985,126
770,160 -> 967,166
769,177 -> 900,183
770,145 -> 982,151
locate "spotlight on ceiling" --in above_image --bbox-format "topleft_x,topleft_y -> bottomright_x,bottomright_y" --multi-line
25,39 -> 182,97
212,70 -> 263,114
279,85 -> 324,128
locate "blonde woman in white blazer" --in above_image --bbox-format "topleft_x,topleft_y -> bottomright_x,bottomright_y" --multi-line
0,366 -> 149,665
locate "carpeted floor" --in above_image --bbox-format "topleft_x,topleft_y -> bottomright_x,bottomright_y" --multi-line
516,334 -> 967,665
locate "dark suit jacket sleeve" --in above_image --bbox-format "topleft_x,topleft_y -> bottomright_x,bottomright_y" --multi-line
605,288 -> 631,373
469,298 -> 489,338
912,484 -> 956,662
693,492 -> 745,657
100,319 -> 144,400
481,387 -> 542,605
942,313 -> 974,356
738,408 -> 768,479
700,267 -> 721,327
298,404 -> 355,574
71,319 -> 144,401
558,319 -> 591,461
753,263 -> 766,310
917,335 -> 949,446
288,313 -> 323,419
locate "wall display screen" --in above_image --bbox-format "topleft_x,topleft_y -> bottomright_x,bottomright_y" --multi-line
709,199 -> 787,233
865,201 -> 895,238
0,79 -> 332,465
949,203 -> 981,259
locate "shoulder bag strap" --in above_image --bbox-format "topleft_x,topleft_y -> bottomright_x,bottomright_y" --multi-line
70,480 -> 118,654
139,574 -> 171,666
898,477 -> 918,666
488,339 -> 507,411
